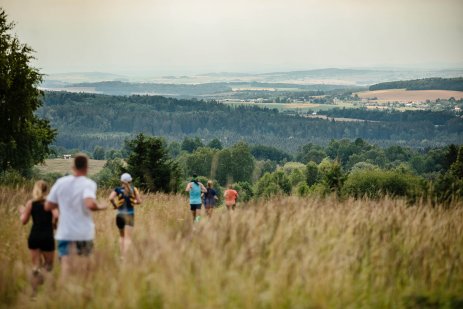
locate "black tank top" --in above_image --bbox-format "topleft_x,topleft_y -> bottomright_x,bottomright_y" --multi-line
30,200 -> 53,237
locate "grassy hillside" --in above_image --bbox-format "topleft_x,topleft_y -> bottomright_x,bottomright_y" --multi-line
1,186 -> 462,308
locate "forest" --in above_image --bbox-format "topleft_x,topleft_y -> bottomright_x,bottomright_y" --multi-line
38,91 -> 463,152
369,77 -> 463,91
317,108 -> 461,124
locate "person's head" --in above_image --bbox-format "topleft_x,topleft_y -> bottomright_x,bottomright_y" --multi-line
120,173 -> 133,194
207,180 -> 213,188
32,180 -> 48,202
228,184 -> 233,189
192,174 -> 198,180
73,153 -> 89,175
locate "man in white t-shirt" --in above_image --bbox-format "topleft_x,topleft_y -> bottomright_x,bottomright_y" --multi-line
45,154 -> 106,278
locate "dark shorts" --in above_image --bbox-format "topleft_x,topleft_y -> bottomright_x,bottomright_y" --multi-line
190,204 -> 202,211
204,199 -> 215,208
116,213 -> 134,230
28,235 -> 55,252
57,240 -> 93,257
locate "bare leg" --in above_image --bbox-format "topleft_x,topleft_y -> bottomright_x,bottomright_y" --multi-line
119,229 -> 124,257
42,251 -> 55,272
59,255 -> 72,282
122,226 -> 133,258
30,250 -> 43,294
191,210 -> 196,222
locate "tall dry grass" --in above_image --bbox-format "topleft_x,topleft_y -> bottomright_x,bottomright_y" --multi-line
0,186 -> 462,308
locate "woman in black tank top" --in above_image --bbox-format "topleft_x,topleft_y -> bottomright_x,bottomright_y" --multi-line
19,180 -> 58,294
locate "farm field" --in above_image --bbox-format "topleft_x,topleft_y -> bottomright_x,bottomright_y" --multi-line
355,89 -> 463,103
36,159 -> 106,176
1,187 -> 462,308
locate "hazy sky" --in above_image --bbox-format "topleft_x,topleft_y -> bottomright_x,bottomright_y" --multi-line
2,0 -> 463,75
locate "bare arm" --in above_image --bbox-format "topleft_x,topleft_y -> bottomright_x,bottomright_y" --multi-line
134,189 -> 142,204
109,191 -> 118,209
44,200 -> 58,211
19,200 -> 33,225
51,208 -> 59,229
200,183 -> 207,193
185,182 -> 192,192
85,198 -> 107,211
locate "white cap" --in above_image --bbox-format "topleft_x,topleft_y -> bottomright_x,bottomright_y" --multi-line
120,173 -> 132,183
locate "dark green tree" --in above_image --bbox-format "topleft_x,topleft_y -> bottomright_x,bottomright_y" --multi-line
181,137 -> 203,153
449,146 -> 463,179
215,142 -> 254,185
93,146 -> 106,160
207,138 -> 223,150
0,9 -> 56,173
306,161 -> 319,187
126,133 -> 180,193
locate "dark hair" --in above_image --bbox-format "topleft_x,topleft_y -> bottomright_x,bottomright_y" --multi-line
192,174 -> 198,178
74,154 -> 89,171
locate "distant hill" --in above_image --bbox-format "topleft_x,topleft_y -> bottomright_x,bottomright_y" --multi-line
369,77 -> 463,91
38,91 -> 463,152
45,81 -> 351,97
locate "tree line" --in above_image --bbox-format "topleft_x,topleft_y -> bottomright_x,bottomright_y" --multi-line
91,134 -> 462,206
369,77 -> 463,91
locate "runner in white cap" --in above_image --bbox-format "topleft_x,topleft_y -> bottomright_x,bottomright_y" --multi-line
109,173 -> 142,259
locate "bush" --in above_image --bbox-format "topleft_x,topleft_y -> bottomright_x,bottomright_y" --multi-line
0,169 -> 28,186
255,171 -> 291,199
295,182 -> 310,197
343,169 -> 423,200
306,161 -> 319,187
234,181 -> 254,202
318,159 -> 344,195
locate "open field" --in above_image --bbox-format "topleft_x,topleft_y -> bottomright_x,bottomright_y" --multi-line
36,159 -> 106,176
1,186 -> 462,308
356,89 -> 463,103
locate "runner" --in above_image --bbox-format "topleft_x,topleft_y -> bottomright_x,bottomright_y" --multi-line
109,173 -> 141,259
185,174 -> 207,222
203,180 -> 218,217
224,184 -> 239,210
19,180 -> 58,295
44,154 -> 106,279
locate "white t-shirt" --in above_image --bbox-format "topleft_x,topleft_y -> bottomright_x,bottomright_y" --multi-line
47,175 -> 97,241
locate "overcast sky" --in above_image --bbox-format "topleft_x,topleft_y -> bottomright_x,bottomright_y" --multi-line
2,0 -> 463,75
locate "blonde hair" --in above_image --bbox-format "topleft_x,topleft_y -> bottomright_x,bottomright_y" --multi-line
122,181 -> 133,197
207,180 -> 213,188
32,180 -> 48,202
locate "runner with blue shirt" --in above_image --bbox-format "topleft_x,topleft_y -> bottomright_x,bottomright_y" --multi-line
185,174 -> 207,223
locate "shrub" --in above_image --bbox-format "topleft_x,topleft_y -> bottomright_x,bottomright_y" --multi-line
343,169 -> 423,200
255,171 -> 291,199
